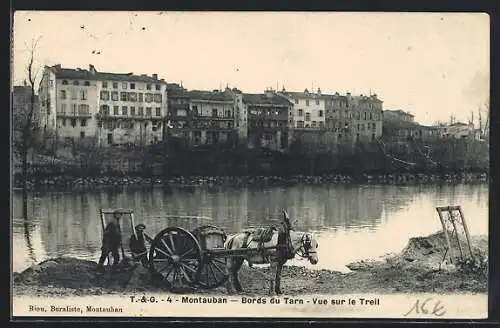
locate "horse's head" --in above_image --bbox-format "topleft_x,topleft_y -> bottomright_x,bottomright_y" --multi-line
299,233 -> 319,265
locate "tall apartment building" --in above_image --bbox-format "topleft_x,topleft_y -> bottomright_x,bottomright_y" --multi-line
277,88 -> 327,129
38,64 -> 168,147
324,92 -> 383,143
166,86 -> 246,147
243,89 -> 293,151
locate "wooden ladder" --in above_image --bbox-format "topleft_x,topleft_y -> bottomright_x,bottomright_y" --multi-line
436,206 -> 474,264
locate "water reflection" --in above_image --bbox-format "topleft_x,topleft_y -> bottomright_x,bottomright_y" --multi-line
12,183 -> 488,272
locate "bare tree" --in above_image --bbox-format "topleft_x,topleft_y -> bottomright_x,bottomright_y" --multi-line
13,37 -> 43,219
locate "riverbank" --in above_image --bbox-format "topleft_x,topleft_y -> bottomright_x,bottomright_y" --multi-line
12,231 -> 488,297
13,171 -> 489,192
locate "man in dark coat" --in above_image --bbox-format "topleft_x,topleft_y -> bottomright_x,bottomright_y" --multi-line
98,211 -> 123,271
129,224 -> 148,266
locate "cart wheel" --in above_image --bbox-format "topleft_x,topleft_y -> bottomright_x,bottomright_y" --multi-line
149,227 -> 203,291
191,225 -> 229,289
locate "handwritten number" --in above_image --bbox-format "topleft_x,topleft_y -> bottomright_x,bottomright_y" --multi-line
403,298 -> 447,317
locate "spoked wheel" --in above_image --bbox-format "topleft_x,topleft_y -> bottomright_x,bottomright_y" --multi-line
191,225 -> 229,289
149,227 -> 203,291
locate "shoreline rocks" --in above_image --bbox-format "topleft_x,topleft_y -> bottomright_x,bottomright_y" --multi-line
14,171 -> 488,192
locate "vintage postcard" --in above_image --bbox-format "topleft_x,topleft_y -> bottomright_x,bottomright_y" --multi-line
11,11 -> 489,320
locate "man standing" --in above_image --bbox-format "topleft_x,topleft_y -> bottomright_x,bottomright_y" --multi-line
98,210 -> 123,271
129,224 -> 148,266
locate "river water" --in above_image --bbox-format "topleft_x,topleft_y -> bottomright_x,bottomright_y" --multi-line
12,183 -> 488,273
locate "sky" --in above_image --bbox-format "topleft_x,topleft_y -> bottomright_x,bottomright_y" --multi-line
12,11 -> 489,125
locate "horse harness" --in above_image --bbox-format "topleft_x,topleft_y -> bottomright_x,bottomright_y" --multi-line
295,233 -> 317,259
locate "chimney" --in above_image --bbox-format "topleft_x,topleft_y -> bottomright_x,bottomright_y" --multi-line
317,87 -> 321,95
304,88 -> 309,93
53,64 -> 61,70
152,74 -> 158,80
89,64 -> 97,74
346,92 -> 351,97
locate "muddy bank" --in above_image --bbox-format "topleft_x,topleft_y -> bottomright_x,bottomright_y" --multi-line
13,232 -> 487,297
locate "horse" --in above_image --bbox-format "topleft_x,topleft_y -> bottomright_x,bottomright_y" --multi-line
224,229 -> 319,295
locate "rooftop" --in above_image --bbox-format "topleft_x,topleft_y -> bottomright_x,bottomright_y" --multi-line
384,109 -> 415,117
243,93 -> 292,106
187,90 -> 234,102
47,64 -> 167,84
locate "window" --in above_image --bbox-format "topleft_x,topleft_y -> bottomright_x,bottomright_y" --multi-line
81,119 -> 87,127
78,104 -> 89,115
319,121 -> 324,129
154,94 -> 162,103
110,82 -> 118,89
122,83 -> 127,89
145,93 -> 153,103
316,100 -> 319,105
62,118 -> 66,126
120,92 -> 128,101
130,107 -> 136,116
356,112 -> 360,120
356,133 -> 360,141
60,90 -> 66,99
138,107 -> 144,116
372,123 -> 376,130
297,121 -> 304,128
80,90 -> 87,100
364,112 -> 367,120
113,106 -> 119,115
138,93 -> 143,102
155,84 -> 161,91
130,83 -> 135,89
212,108 -> 218,117
146,84 -> 152,90
338,133 -> 342,139
59,103 -> 67,114
111,91 -> 119,101
73,80 -> 79,86
71,90 -> 77,100
306,100 -> 310,106
102,81 -> 108,88
156,107 -> 161,116
146,107 -> 152,116
298,109 -> 303,116
192,105 -> 198,115
122,106 -> 128,115
294,99 -> 299,104
80,131 -> 85,138
312,121 -> 317,128
305,113 -> 311,121
62,80 -> 68,85
71,118 -> 77,127
369,112 -> 373,120
129,92 -> 137,102
372,133 -> 375,141
100,91 -> 109,100
84,81 -> 90,86
225,110 -> 231,117
319,110 -> 324,117
361,124 -> 365,131
100,105 -> 109,115
357,123 -> 360,131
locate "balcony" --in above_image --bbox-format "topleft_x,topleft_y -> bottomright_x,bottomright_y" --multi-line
56,110 -> 92,118
192,114 -> 234,121
96,112 -> 165,121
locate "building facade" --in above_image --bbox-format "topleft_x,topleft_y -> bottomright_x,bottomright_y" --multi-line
38,64 -> 168,147
278,88 -> 327,130
243,90 -> 293,151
